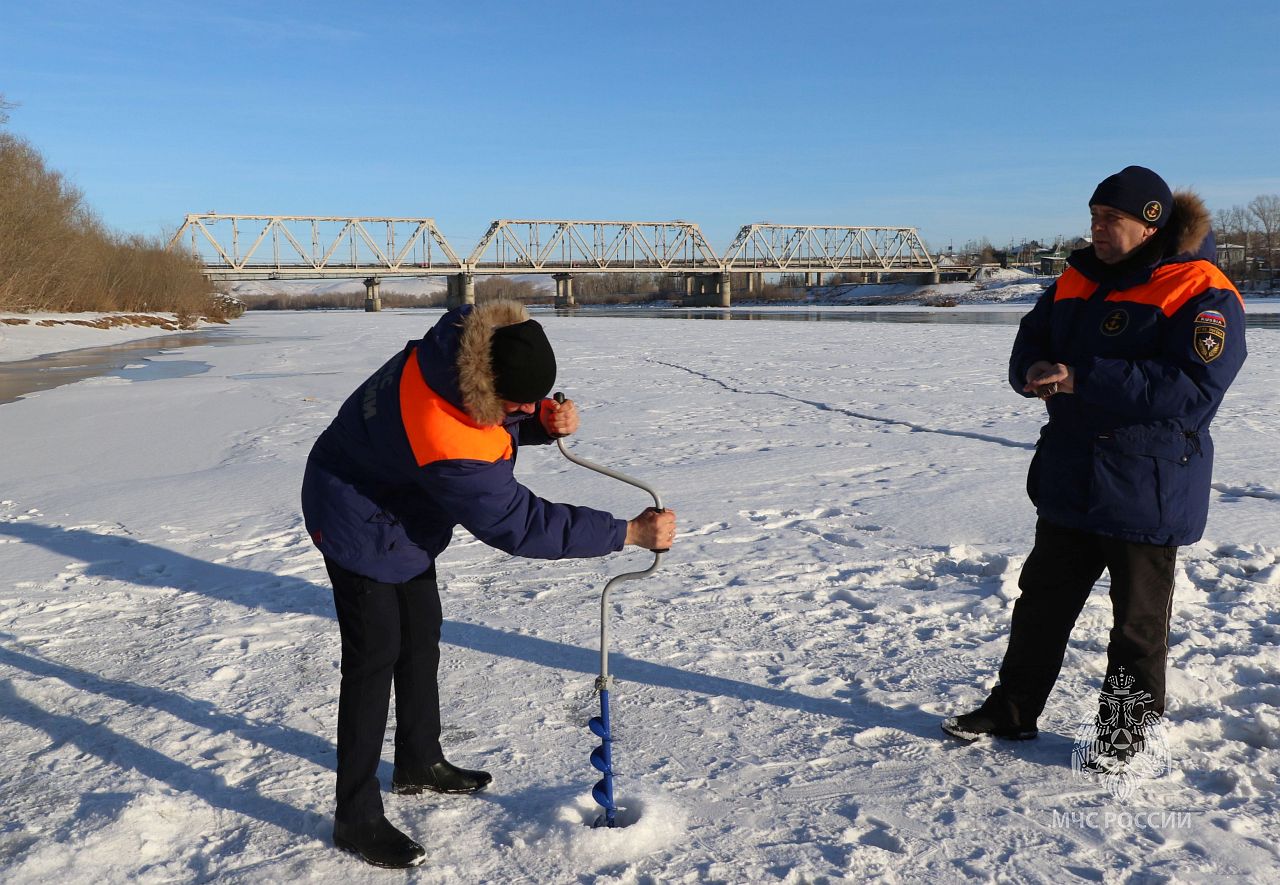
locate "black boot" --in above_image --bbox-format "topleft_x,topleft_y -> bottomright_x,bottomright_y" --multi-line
393,759 -> 493,795
941,708 -> 1038,742
333,815 -> 426,868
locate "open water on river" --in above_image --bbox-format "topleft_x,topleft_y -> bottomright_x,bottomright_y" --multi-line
0,328 -> 246,405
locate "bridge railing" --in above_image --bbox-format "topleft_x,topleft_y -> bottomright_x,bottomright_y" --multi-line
466,220 -> 722,272
721,224 -> 937,273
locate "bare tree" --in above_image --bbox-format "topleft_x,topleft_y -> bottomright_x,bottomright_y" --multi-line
1210,205 -> 1258,283
1213,208 -> 1234,241
1213,208 -> 1245,278
1248,195 -> 1280,281
0,93 -> 13,125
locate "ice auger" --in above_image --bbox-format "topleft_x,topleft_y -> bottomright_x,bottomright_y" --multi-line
552,393 -> 666,828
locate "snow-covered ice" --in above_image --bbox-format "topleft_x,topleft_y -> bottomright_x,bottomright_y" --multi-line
1,307 -> 1278,883
0,314 -> 224,364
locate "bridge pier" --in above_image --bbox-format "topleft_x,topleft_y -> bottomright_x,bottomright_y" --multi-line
683,273 -> 707,306
364,277 -> 382,312
554,273 -> 575,307
446,272 -> 475,307
682,273 -> 731,307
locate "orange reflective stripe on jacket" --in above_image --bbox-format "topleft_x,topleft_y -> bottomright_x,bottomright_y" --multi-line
1052,267 -> 1095,302
1054,262 -> 1243,315
399,348 -> 512,467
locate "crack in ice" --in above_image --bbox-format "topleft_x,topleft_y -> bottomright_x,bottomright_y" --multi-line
649,358 -> 1034,450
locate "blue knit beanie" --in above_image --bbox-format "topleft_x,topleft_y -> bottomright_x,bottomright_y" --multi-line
1089,165 -> 1173,229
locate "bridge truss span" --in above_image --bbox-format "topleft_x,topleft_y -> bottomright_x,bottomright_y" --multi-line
466,220 -> 722,273
721,224 -> 936,274
167,214 -> 464,280
168,214 -> 942,308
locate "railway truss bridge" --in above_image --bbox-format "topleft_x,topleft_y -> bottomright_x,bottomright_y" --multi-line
168,215 -> 941,309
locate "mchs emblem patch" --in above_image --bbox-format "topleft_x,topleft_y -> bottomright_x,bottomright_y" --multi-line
1194,325 -> 1225,363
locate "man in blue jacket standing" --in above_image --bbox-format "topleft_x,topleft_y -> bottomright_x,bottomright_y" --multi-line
302,300 -> 676,868
942,167 -> 1247,766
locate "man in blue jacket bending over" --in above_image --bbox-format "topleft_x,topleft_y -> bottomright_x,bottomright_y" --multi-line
302,300 -> 676,868
942,167 -> 1246,767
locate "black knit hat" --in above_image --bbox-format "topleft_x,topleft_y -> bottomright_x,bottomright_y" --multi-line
490,319 -> 556,403
1089,165 -> 1173,229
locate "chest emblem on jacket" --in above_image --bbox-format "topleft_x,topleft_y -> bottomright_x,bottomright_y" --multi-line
1194,325 -> 1225,363
1100,309 -> 1129,336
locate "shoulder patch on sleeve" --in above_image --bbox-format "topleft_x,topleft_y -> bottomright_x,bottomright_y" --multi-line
1193,325 -> 1226,363
1194,309 -> 1226,329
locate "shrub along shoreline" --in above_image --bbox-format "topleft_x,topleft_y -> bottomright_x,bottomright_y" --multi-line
0,124 -> 231,321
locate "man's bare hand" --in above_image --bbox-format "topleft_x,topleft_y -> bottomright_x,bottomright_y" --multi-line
1024,361 -> 1075,398
625,508 -> 676,550
541,397 -> 580,438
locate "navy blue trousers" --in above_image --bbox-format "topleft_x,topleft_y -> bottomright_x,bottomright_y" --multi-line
326,557 -> 444,824
986,519 -> 1177,729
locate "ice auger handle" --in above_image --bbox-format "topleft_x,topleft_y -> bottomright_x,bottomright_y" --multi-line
552,392 -> 666,514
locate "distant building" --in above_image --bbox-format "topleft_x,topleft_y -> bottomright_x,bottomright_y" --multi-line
1216,242 -> 1246,275
1039,254 -> 1068,276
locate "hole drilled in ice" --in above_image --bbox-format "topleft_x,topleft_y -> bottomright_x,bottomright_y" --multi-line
596,799 -> 647,829
563,795 -> 648,829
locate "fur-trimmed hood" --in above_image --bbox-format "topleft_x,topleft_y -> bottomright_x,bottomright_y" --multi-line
394,297 -> 535,430
1161,190 -> 1213,260
451,299 -> 533,426
413,300 -> 535,426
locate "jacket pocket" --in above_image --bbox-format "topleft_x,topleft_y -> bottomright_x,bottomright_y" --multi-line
364,508 -> 402,554
1029,425 -> 1090,515
1087,428 -> 1188,533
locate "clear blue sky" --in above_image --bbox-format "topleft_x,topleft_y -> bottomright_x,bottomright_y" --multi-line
3,0 -> 1278,254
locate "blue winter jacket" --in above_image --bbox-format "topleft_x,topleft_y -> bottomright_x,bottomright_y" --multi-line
301,303 -> 627,583
1010,194 -> 1246,547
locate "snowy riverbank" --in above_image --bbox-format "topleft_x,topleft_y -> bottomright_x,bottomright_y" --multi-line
0,313 -> 226,363
1,310 -> 1278,882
